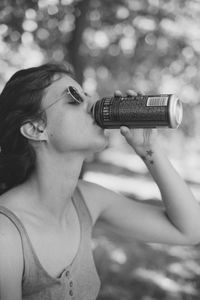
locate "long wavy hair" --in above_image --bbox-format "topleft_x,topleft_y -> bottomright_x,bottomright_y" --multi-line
0,63 -> 74,195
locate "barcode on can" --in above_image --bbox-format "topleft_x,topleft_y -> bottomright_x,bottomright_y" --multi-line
147,96 -> 169,106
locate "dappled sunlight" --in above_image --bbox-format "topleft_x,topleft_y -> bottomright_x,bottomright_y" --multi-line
110,248 -> 127,265
84,142 -> 200,200
93,222 -> 200,299
84,171 -> 161,200
168,260 -> 200,278
168,245 -> 199,259
99,148 -> 148,175
132,268 -> 197,295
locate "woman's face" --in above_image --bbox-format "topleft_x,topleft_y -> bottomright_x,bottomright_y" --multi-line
41,74 -> 108,155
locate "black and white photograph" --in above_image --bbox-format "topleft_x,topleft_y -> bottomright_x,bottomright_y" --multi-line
0,1 -> 200,299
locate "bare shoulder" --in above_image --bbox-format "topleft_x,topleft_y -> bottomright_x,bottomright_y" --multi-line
0,212 -> 24,266
77,179 -> 123,224
0,213 -> 24,290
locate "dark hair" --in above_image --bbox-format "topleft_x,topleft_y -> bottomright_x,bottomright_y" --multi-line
0,63 -> 74,195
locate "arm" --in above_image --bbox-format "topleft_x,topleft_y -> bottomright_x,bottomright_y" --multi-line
113,90 -> 200,244
119,127 -> 200,244
81,91 -> 200,245
0,215 -> 23,300
81,177 -> 200,245
134,136 -> 200,241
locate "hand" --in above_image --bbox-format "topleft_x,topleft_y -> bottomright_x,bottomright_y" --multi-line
114,89 -> 158,156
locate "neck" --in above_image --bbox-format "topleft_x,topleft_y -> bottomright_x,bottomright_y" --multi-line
26,152 -> 84,221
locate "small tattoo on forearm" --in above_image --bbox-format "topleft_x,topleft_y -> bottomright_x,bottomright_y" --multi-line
141,150 -> 154,164
146,150 -> 153,156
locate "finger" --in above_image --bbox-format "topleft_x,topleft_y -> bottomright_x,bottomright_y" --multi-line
120,126 -> 131,136
126,89 -> 137,96
114,90 -> 123,97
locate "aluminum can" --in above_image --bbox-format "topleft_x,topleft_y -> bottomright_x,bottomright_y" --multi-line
91,94 -> 183,129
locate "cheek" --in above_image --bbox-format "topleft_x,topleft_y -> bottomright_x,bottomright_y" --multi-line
46,113 -> 72,151
46,110 -> 106,153
46,112 -> 86,152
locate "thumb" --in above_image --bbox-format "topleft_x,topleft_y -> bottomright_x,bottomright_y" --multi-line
120,126 -> 131,137
120,126 -> 136,147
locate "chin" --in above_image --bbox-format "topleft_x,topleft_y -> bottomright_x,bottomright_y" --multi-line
84,135 -> 108,154
93,135 -> 109,153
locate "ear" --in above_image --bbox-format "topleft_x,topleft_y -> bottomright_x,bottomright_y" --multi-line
20,121 -> 47,142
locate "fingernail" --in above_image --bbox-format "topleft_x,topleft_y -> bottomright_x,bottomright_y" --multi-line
120,126 -> 129,134
127,90 -> 137,95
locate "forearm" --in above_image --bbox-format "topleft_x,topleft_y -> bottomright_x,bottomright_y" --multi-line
141,143 -> 200,241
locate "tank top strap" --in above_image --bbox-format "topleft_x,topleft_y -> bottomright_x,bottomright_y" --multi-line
0,205 -> 37,280
73,185 -> 93,232
0,205 -> 31,244
0,205 -> 26,231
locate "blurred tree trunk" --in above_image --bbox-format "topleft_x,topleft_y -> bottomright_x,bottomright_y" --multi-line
66,0 -> 91,179
67,0 -> 90,85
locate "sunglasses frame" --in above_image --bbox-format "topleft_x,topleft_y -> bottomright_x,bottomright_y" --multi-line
41,86 -> 84,113
67,86 -> 84,104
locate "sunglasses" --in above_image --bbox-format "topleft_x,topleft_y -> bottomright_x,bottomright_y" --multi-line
41,86 -> 84,112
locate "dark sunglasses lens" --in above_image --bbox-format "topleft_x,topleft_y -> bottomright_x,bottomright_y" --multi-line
69,86 -> 84,103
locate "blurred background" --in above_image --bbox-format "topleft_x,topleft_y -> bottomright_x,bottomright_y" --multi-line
1,0 -> 200,299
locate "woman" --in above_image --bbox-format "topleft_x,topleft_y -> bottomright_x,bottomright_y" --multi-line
0,63 -> 200,300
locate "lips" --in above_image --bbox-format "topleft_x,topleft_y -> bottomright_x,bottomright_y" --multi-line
93,120 -> 101,128
90,115 -> 103,130
91,117 -> 98,126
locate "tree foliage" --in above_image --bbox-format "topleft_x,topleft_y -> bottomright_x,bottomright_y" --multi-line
0,0 -> 200,137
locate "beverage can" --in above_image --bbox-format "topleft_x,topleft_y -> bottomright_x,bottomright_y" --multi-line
91,94 -> 183,129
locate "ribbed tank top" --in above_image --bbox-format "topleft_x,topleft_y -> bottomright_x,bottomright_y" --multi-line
0,186 -> 101,300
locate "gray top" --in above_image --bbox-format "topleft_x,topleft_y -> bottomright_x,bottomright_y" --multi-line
0,186 -> 101,300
